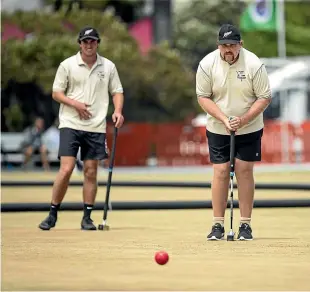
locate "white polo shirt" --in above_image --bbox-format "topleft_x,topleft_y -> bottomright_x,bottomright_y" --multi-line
52,52 -> 123,133
196,48 -> 271,135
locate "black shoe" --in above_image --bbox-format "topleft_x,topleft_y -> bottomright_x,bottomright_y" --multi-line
81,217 -> 97,230
237,223 -> 253,241
39,215 -> 57,230
207,223 -> 225,240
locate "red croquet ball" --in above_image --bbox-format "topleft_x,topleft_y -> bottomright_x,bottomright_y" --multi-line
155,251 -> 169,265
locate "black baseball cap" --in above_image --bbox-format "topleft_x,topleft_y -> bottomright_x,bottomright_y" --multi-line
218,24 -> 241,45
78,26 -> 100,42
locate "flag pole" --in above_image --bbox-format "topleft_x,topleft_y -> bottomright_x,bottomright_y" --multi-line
277,0 -> 289,163
277,0 -> 286,58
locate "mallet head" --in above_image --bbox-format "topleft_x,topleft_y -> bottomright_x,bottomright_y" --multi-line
227,231 -> 235,241
98,224 -> 110,231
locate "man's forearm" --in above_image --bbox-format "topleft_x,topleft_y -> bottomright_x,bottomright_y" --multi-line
52,91 -> 74,107
197,96 -> 227,123
241,98 -> 271,124
113,93 -> 124,113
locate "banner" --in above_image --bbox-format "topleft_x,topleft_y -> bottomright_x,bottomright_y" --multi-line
240,0 -> 277,32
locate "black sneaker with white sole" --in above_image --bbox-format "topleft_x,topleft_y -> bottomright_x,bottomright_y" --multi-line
39,214 -> 57,230
81,217 -> 97,230
237,223 -> 253,240
207,223 -> 225,240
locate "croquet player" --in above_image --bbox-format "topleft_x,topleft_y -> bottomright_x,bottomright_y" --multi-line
39,26 -> 124,230
196,24 -> 271,240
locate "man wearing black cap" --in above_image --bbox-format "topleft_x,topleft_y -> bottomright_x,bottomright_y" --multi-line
196,24 -> 271,240
39,26 -> 124,231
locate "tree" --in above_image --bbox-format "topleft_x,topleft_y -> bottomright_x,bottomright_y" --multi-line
1,8 -> 197,131
173,0 -> 245,70
43,0 -> 144,23
173,0 -> 310,70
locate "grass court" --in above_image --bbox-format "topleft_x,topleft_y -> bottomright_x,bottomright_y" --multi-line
2,170 -> 310,291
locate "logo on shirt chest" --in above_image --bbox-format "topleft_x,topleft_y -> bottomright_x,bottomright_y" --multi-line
236,70 -> 246,81
97,71 -> 105,80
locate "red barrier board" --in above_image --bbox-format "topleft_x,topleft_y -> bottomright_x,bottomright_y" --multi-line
106,121 -> 310,166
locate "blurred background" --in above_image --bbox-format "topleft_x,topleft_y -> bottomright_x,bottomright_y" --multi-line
1,0 -> 310,171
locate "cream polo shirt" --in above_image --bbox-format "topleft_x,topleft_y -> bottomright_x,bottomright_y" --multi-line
196,48 -> 271,135
52,52 -> 123,133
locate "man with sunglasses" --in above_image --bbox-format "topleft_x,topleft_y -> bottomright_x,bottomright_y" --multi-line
39,27 -> 124,231
196,24 -> 271,240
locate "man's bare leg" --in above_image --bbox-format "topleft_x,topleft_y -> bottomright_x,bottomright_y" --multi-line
83,160 -> 99,205
23,146 -> 33,169
81,160 -> 99,230
211,162 -> 230,221
40,145 -> 50,171
235,159 -> 255,221
51,156 -> 76,204
39,156 -> 76,230
207,162 -> 230,240
235,158 -> 255,240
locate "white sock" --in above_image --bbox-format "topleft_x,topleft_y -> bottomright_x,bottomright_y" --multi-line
240,217 -> 251,226
213,217 -> 224,227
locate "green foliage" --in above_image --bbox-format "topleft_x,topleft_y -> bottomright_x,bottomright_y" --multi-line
43,0 -> 109,10
173,0 -> 245,68
146,42 -> 196,117
173,0 -> 310,67
43,0 -> 143,10
2,8 -> 197,122
3,103 -> 25,132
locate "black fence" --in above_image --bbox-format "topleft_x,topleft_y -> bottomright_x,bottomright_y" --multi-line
2,180 -> 310,190
2,180 -> 310,212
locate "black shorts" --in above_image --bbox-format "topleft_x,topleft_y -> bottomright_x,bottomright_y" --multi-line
206,129 -> 263,164
58,128 -> 108,161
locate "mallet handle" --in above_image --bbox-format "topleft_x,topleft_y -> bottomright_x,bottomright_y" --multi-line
103,127 -> 118,221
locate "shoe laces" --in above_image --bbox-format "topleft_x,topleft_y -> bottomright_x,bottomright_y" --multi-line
240,223 -> 252,234
212,223 -> 223,232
